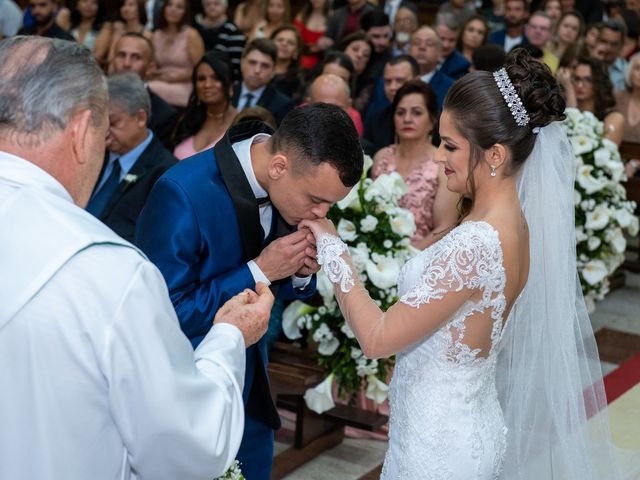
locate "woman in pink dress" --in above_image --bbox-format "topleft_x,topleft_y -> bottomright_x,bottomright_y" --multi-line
373,80 -> 459,250
172,52 -> 237,160
147,0 -> 204,108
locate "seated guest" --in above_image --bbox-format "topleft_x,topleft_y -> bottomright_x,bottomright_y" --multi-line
316,0 -> 374,51
598,19 -> 628,92
18,0 -> 74,40
361,9 -> 393,78
271,24 -> 304,100
318,50 -> 355,85
111,32 -> 178,148
173,52 -> 237,159
457,14 -> 489,63
524,11 -> 559,72
86,73 -> 177,243
615,52 -> 640,143
409,25 -> 453,112
194,0 -> 246,80
471,43 -> 506,71
232,38 -> 295,125
488,0 -> 529,53
435,13 -> 470,80
147,0 -> 205,108
437,0 -> 477,25
249,0 -> 290,40
372,79 -> 459,249
338,32 -> 375,112
234,0 -> 265,34
69,0 -> 112,64
108,0 -> 152,64
293,0 -> 330,70
390,1 -> 419,56
363,54 -> 418,152
308,73 -> 363,135
548,10 -> 584,61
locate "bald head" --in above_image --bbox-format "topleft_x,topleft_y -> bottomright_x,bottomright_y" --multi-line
308,74 -> 351,111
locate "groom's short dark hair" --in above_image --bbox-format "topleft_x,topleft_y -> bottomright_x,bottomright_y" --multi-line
270,103 -> 363,187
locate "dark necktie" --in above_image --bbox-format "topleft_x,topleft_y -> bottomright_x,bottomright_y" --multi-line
86,159 -> 121,217
241,92 -> 254,110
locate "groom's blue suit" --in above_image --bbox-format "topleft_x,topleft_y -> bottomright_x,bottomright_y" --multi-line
135,121 -> 316,479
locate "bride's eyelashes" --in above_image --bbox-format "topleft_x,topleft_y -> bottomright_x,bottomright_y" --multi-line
444,144 -> 457,152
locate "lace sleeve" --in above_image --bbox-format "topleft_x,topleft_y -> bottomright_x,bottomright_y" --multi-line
315,224 -> 504,359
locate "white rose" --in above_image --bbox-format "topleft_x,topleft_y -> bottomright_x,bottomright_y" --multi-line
349,243 -> 370,271
565,107 -> 581,125
383,239 -> 393,249
304,374 -> 335,414
364,172 -> 407,203
282,301 -> 316,340
366,256 -> 401,289
336,184 -> 361,211
337,218 -> 358,242
350,346 -> 363,359
365,375 -> 390,404
608,228 -> 626,254
318,337 -> 339,355
584,205 -> 610,230
582,260 -> 609,286
571,135 -> 596,156
593,148 -> 611,167
575,227 -> 588,243
602,137 -> 619,153
360,214 -> 379,232
613,208 -> 635,229
587,236 -> 601,251
576,165 -> 607,194
389,208 -> 417,237
340,322 -> 356,339
606,160 -> 625,183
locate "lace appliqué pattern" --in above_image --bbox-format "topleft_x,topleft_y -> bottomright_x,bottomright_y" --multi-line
381,221 -> 509,479
316,234 -> 354,293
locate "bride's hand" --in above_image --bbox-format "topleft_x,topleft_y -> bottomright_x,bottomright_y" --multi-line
298,218 -> 338,243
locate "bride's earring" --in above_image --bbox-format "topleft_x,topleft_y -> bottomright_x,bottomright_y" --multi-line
491,165 -> 497,177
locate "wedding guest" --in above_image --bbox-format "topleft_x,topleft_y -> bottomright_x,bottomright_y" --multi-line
308,73 -> 363,135
271,24 -> 303,100
194,0 -> 246,80
317,0 -> 374,51
437,0 -> 477,25
361,9 -> 393,77
249,0 -> 290,40
0,35 -> 273,480
524,11 -> 558,72
69,0 -> 112,65
338,32 -> 375,112
111,33 -> 178,149
542,0 -> 562,27
87,74 -> 177,242
456,14 -> 490,63
319,50 -> 355,85
107,0 -> 151,64
548,10 -> 584,61
615,52 -> 640,143
436,13 -> 471,80
558,56 -> 625,144
390,1 -> 419,56
293,0 -> 330,70
18,0 -> 74,40
234,0 -> 265,34
488,0 -> 529,53
621,9 -> 640,60
583,21 -> 602,55
598,19 -> 628,91
173,52 -> 237,159
372,80 -> 459,249
147,0 -> 205,108
480,0 -> 506,33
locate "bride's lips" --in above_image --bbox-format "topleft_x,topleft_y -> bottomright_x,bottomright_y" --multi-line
444,167 -> 454,175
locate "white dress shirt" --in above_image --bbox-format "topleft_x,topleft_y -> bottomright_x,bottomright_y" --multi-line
232,134 -> 311,289
0,151 -> 246,480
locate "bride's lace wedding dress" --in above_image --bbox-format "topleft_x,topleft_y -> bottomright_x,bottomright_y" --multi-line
381,221 -> 509,479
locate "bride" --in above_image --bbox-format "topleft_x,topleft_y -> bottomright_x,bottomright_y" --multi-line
300,49 -> 630,478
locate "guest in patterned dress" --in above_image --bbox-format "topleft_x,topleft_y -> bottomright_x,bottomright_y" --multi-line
372,80 -> 459,249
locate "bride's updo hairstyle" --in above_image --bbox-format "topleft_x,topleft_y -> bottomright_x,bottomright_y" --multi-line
443,49 -> 566,216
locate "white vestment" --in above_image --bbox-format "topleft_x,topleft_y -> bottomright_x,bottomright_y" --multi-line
0,151 -> 246,480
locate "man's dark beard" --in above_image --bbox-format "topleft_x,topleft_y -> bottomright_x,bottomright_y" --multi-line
505,18 -> 524,29
34,12 -> 54,27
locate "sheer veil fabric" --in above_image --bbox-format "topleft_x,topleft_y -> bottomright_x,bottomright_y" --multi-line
497,123 -> 640,479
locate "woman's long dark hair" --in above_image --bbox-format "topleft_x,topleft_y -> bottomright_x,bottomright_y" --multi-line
575,56 -> 616,121
172,51 -> 233,147
70,0 -> 107,31
271,24 -> 302,83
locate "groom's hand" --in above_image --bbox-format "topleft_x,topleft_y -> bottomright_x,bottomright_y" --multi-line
295,240 -> 320,276
214,283 -> 274,347
255,230 -> 313,281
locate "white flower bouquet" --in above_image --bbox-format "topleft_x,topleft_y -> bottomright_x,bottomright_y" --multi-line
214,460 -> 244,480
564,108 -> 639,311
282,157 -> 417,413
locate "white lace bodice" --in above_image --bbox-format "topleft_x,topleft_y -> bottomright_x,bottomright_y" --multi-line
385,221 -> 508,479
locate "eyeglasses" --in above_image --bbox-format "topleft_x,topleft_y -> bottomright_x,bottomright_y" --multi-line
571,75 -> 593,85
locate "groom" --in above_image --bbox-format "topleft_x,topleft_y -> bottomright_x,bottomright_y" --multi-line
135,103 -> 363,479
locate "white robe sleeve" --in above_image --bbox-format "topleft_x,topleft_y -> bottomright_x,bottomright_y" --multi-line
100,260 -> 245,480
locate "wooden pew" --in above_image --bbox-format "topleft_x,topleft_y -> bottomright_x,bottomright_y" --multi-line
268,342 -> 388,479
619,142 -> 640,273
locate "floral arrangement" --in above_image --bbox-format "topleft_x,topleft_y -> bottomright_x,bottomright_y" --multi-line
564,108 -> 639,312
282,157 -> 418,413
214,460 -> 244,480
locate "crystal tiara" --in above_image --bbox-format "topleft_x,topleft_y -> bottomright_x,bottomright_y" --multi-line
493,68 -> 530,127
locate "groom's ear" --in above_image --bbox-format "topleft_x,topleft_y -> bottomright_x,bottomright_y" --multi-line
267,153 -> 290,180
485,143 -> 507,170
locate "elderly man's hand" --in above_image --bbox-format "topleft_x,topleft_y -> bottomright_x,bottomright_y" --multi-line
214,283 -> 274,347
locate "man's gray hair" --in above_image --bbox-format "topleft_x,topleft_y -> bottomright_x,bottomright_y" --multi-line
0,36 -> 107,147
107,73 -> 151,119
435,13 -> 459,32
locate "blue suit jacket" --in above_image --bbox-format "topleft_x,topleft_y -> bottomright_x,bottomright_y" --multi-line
135,122 -> 316,432
440,50 -> 471,80
488,29 -> 528,52
428,69 -> 454,113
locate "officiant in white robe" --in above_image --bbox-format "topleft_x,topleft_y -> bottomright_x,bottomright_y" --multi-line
0,36 -> 272,480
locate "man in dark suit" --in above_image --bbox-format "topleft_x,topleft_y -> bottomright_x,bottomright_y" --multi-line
232,38 -> 295,126
409,26 -> 454,112
135,103 -> 364,479
488,0 -> 529,53
18,0 -> 74,40
111,33 -> 177,149
436,14 -> 471,80
86,73 -> 176,243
